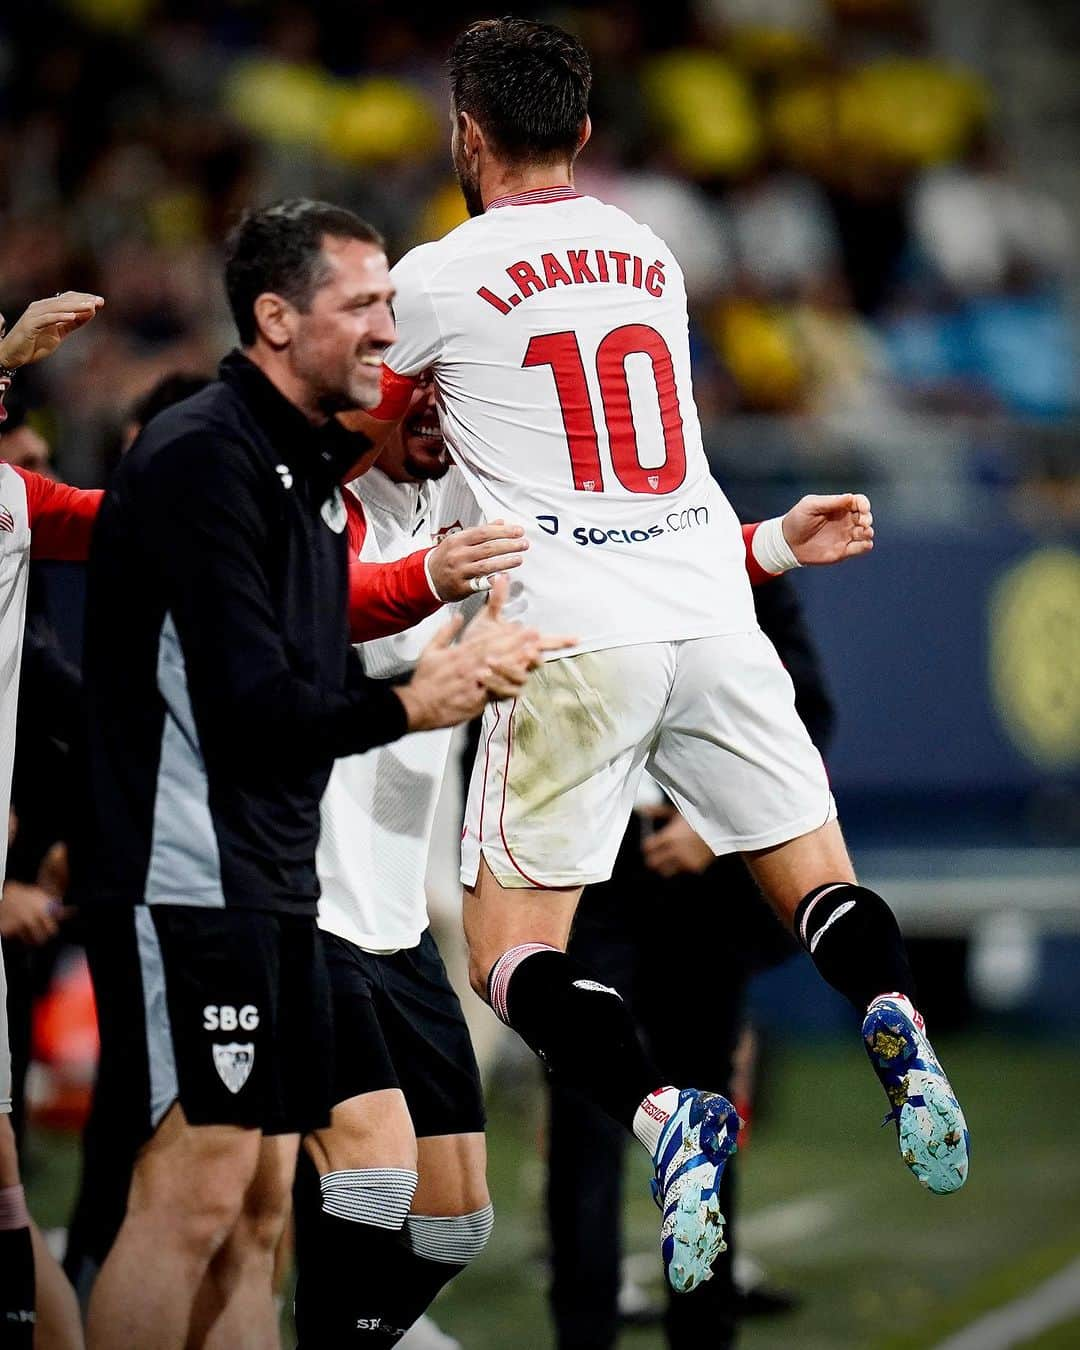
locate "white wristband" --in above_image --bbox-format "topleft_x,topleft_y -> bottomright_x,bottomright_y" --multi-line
751,516 -> 800,576
422,548 -> 445,602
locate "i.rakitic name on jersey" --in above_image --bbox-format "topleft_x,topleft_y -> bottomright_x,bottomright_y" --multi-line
478,250 -> 667,314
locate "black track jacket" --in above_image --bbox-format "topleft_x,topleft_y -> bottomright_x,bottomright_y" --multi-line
76,351 -> 408,915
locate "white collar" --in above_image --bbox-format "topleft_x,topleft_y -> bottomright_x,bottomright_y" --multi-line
348,466 -> 431,528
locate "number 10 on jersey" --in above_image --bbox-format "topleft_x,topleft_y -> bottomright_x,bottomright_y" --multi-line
523,323 -> 688,495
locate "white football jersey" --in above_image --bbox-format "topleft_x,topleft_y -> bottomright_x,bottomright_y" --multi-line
316,466 -> 483,952
384,187 -> 756,655
0,465 -> 32,884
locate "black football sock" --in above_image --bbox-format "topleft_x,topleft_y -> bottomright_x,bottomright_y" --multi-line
489,945 -> 664,1131
793,884 -> 915,1013
294,1155 -> 486,1346
0,1185 -> 35,1348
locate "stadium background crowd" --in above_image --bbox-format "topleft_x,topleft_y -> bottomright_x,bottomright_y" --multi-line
3,0 -> 1076,502
1,1 -> 1078,1348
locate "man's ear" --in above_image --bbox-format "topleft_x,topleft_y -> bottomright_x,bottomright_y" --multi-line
252,292 -> 294,350
459,109 -> 486,161
577,114 -> 592,156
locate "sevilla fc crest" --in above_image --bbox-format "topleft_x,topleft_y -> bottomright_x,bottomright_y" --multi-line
213,1042 -> 254,1094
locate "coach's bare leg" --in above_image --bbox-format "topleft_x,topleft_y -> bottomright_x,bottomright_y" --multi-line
413,1133 -> 489,1216
30,1220 -> 84,1350
86,1105 -> 261,1350
197,1133 -> 298,1350
742,818 -> 856,921
462,856 -> 580,997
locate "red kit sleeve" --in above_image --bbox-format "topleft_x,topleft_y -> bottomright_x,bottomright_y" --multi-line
367,364 -> 419,423
742,521 -> 776,586
344,491 -> 442,642
13,466 -> 103,561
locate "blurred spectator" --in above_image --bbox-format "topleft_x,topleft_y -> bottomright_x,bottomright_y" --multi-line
0,390 -> 55,478
728,172 -> 840,298
0,0 -> 1074,501
911,146 -> 1073,298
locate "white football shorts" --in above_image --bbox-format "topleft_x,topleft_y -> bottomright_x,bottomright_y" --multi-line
461,631 -> 836,890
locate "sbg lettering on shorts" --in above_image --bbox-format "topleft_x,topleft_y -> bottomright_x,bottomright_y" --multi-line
202,1004 -> 260,1032
569,505 -> 709,548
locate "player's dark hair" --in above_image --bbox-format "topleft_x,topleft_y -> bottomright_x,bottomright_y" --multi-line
129,373 -> 212,431
224,199 -> 384,346
448,17 -> 591,163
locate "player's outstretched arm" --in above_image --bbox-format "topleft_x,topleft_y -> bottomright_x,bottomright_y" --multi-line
782,493 -> 874,566
12,469 -> 103,561
0,292 -> 104,370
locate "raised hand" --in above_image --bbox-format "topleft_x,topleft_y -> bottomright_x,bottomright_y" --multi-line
782,493 -> 874,566
394,612 -> 492,730
461,576 -> 575,699
0,292 -> 105,370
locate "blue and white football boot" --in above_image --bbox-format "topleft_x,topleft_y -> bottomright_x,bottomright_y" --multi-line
862,993 -> 970,1194
650,1089 -> 741,1293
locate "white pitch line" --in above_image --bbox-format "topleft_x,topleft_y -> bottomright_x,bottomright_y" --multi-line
738,1190 -> 843,1250
622,1190 -> 844,1288
931,1254 -> 1080,1350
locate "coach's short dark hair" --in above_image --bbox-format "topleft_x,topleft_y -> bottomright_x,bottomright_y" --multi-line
448,17 -> 591,163
224,199 -> 383,346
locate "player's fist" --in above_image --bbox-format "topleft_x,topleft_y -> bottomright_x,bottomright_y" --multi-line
782,493 -> 874,566
427,520 -> 529,601
0,292 -> 105,370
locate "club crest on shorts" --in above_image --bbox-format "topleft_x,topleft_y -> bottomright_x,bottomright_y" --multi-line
212,1042 -> 255,1094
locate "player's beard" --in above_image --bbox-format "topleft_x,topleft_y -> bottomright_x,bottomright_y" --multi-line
402,441 -> 451,481
454,154 -> 485,219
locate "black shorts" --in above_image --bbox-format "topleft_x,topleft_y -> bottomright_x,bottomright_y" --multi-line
85,906 -> 333,1141
323,929 -> 485,1138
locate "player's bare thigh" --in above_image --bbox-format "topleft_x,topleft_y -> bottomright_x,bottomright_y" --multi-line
126,1104 -> 263,1223
304,1095 -> 487,1216
414,1134 -> 488,1216
743,818 -> 856,921
305,1088 -> 417,1176
463,856 -> 582,997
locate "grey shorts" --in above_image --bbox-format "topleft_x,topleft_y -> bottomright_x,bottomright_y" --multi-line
0,939 -> 11,1114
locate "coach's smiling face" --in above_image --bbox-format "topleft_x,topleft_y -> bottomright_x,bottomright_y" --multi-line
254,235 -> 396,421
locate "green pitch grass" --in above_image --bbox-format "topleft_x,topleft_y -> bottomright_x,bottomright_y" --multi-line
23,1034 -> 1080,1348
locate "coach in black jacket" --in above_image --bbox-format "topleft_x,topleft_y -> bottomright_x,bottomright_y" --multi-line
76,200 -> 540,1350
